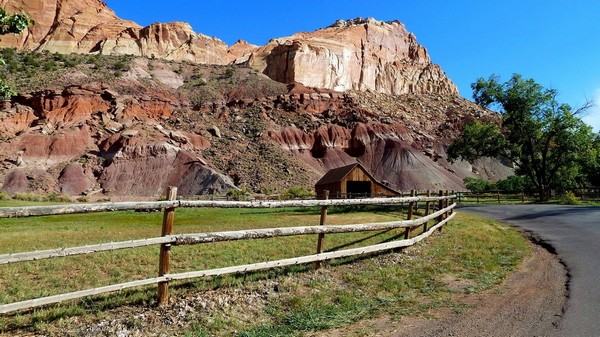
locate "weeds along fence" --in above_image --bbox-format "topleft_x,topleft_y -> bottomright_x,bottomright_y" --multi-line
0,188 -> 456,315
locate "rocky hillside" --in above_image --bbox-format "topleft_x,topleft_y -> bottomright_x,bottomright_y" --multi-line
0,1 -> 512,198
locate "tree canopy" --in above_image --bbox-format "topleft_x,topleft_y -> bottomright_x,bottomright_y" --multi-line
0,9 -> 32,35
448,74 -> 598,200
0,9 -> 33,99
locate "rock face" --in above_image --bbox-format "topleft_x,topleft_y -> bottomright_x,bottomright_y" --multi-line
0,2 -> 511,197
1,2 -> 456,97
0,0 -> 229,64
246,18 -> 458,96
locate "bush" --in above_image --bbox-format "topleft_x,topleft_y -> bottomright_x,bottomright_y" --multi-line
76,196 -> 90,203
0,191 -> 11,200
284,186 -> 313,199
43,192 -> 71,203
12,192 -> 41,202
496,175 -> 528,192
463,177 -> 496,192
226,188 -> 250,201
561,191 -> 580,205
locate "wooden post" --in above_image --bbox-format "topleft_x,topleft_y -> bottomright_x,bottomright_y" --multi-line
445,190 -> 450,218
497,189 -> 501,204
437,190 -> 444,232
450,190 -> 455,214
405,190 -> 415,239
521,190 -> 525,203
315,190 -> 329,269
423,190 -> 431,233
476,192 -> 480,204
157,186 -> 177,306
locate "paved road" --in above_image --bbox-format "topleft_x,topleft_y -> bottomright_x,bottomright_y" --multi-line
460,205 -> 600,336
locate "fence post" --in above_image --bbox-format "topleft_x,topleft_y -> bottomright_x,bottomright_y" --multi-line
497,189 -> 501,204
405,190 -> 415,239
315,190 -> 329,269
423,190 -> 431,233
437,190 -> 444,232
444,190 -> 450,219
450,190 -> 455,215
157,186 -> 178,306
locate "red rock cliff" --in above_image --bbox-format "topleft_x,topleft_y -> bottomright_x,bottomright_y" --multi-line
246,18 -> 459,96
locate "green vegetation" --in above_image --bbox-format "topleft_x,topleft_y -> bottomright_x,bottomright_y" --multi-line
463,177 -> 496,192
0,49 -> 135,92
283,186 -> 314,199
449,74 -> 600,200
11,192 -> 72,203
0,9 -> 33,35
0,205 -> 529,335
0,9 -> 33,99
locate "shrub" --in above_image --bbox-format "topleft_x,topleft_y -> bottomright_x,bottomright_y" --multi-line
226,188 -> 250,201
43,193 -> 71,203
561,191 -> 580,205
76,196 -> 90,203
463,177 -> 496,192
0,78 -> 16,100
284,186 -> 313,199
0,191 -> 11,200
13,192 -> 41,202
496,176 -> 531,192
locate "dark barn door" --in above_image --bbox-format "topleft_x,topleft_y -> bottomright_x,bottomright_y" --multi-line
346,181 -> 371,197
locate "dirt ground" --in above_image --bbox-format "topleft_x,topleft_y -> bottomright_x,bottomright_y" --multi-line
317,242 -> 567,337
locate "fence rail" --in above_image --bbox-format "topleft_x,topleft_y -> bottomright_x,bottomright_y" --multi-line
0,188 -> 456,315
456,187 -> 600,204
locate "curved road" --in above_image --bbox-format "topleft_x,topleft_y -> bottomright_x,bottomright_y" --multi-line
460,205 -> 600,336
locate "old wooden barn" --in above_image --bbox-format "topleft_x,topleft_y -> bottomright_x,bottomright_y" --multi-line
315,162 -> 401,199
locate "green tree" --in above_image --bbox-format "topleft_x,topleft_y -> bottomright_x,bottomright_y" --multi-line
463,177 -> 496,193
449,74 -> 595,200
0,9 -> 32,34
496,175 -> 530,192
0,9 -> 33,99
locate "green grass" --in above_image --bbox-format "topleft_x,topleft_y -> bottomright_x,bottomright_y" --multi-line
0,207 -> 529,335
203,212 -> 529,336
0,206 -> 400,322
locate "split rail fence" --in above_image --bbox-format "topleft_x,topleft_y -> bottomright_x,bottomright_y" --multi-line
0,188 -> 456,315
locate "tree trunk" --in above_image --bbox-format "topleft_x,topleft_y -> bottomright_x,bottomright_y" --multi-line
539,185 -> 549,201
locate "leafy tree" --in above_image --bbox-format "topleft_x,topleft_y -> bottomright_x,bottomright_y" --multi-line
463,177 -> 496,193
496,175 -> 530,192
449,74 -> 595,200
0,9 -> 32,34
0,9 -> 33,99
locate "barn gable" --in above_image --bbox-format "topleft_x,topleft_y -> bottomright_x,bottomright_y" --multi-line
315,162 -> 400,199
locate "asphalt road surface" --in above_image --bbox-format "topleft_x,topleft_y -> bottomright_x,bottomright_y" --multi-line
460,205 -> 600,336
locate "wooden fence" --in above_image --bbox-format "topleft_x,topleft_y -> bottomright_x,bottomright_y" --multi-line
0,188 -> 456,315
456,187 -> 600,204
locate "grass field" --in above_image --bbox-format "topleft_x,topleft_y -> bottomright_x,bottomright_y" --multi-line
0,204 -> 529,336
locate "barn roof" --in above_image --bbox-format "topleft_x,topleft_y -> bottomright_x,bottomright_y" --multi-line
315,163 -> 360,186
315,162 -> 402,195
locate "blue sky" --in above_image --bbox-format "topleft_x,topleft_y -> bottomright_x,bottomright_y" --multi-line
105,0 -> 600,131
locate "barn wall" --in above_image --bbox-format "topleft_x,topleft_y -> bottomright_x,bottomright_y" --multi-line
316,166 -> 400,199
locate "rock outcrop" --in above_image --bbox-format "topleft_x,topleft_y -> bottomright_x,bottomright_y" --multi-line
246,18 -> 458,96
1,2 -> 457,97
0,0 -> 229,64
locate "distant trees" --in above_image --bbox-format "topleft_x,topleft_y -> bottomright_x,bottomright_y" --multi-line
0,9 -> 33,99
449,74 -> 597,200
